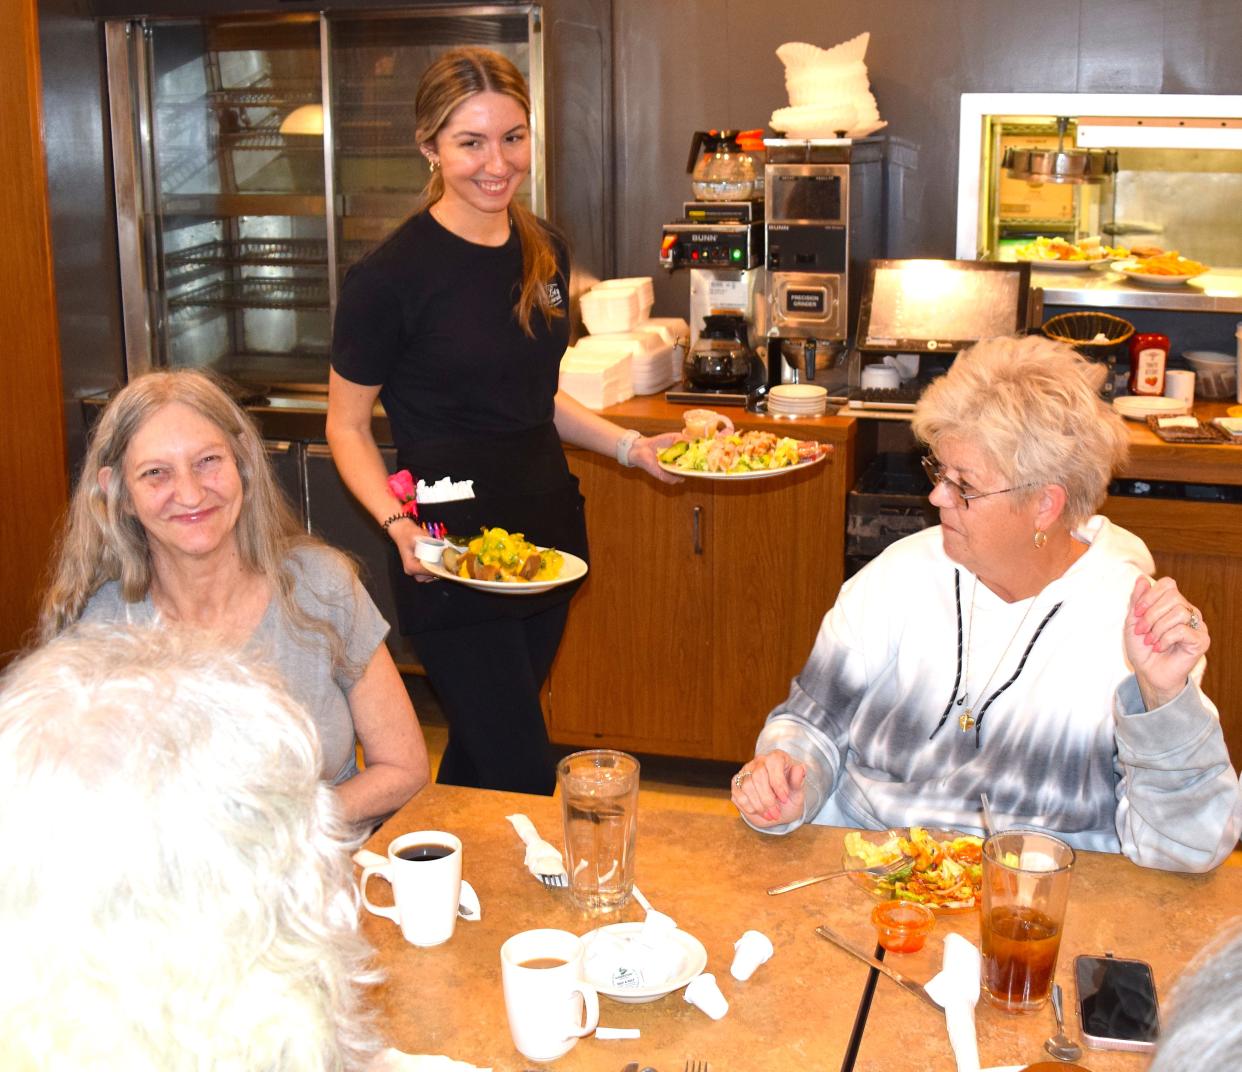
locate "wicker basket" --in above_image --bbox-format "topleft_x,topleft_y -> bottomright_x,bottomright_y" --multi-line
1042,311 -> 1135,361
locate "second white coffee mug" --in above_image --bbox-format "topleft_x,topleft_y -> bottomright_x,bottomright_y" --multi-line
501,929 -> 600,1062
360,831 -> 472,947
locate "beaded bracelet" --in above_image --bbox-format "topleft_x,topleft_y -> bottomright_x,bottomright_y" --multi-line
382,512 -> 417,533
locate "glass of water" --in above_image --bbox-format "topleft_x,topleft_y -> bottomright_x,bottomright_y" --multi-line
557,749 -> 640,912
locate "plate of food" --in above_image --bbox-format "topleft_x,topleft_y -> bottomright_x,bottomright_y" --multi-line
1113,251 -> 1209,286
581,922 -> 708,1003
657,430 -> 829,480
842,826 -> 984,913
1011,235 -> 1125,270
423,527 -> 587,594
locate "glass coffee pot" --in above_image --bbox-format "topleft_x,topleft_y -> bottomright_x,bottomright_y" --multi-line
684,313 -> 760,388
687,130 -> 758,201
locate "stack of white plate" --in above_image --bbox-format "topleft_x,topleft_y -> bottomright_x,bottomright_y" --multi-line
768,383 -> 827,417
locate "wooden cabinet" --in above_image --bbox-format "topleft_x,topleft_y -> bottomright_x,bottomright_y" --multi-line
546,406 -> 855,762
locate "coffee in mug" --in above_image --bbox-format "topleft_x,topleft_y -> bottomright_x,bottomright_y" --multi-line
360,831 -> 473,947
501,929 -> 599,1062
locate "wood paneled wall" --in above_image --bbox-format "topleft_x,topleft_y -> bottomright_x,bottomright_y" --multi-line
1,0 -> 68,662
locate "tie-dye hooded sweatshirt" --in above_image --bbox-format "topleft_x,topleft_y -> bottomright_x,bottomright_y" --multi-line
753,517 -> 1241,872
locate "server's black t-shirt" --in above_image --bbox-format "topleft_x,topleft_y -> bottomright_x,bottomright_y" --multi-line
331,209 -> 570,449
330,209 -> 585,631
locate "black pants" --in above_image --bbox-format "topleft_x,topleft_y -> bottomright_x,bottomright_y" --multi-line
411,601 -> 569,795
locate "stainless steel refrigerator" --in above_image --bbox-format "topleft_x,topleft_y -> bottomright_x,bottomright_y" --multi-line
102,1 -> 611,391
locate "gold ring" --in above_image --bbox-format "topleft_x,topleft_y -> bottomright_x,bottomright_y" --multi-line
733,770 -> 752,789
1188,612 -> 1201,630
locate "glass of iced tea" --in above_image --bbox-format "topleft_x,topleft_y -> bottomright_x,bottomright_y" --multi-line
980,830 -> 1075,1013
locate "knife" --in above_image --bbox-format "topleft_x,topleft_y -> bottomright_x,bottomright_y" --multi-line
814,924 -> 942,1012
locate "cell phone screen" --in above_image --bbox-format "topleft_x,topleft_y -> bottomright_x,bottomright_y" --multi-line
1075,955 -> 1160,1042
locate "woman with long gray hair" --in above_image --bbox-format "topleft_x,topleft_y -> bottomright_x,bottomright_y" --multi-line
40,369 -> 428,827
0,625 -> 380,1070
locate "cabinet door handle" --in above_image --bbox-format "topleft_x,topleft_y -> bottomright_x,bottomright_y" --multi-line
692,505 -> 703,555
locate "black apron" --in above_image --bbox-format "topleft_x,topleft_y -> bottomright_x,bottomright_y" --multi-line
391,422 -> 588,634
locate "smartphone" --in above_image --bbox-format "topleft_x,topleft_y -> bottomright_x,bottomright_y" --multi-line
1074,953 -> 1160,1053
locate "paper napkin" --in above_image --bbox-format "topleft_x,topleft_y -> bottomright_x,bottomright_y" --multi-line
924,932 -> 983,1072
368,1049 -> 491,1071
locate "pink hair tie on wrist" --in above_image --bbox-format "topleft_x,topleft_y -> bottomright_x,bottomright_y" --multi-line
385,469 -> 419,525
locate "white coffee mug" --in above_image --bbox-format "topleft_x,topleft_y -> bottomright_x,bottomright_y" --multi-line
500,929 -> 600,1062
1164,368 -> 1195,407
360,831 -> 471,947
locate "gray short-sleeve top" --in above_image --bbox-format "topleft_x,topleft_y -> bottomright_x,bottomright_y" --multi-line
79,545 -> 389,784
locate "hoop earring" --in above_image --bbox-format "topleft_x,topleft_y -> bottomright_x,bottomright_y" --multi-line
1033,529 -> 1048,550
427,158 -> 440,172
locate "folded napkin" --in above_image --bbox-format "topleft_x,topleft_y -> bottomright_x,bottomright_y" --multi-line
925,933 -> 983,1072
505,814 -> 567,879
368,1049 -> 491,1071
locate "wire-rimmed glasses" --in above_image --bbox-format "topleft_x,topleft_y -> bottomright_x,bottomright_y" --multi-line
921,454 -> 1036,509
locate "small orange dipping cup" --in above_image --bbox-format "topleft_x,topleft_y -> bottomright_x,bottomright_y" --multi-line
871,901 -> 935,954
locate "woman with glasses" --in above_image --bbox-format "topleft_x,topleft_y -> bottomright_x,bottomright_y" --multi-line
730,335 -> 1240,872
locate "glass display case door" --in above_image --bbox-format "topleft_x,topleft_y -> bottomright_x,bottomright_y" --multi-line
106,6 -> 544,392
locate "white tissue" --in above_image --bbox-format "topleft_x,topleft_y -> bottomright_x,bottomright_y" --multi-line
594,1027 -> 641,1040
415,477 -> 475,504
924,933 -> 983,1072
367,1049 -> 491,1072
730,930 -> 775,981
684,972 -> 729,1020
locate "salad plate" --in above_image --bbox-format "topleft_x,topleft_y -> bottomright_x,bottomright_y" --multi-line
1112,257 -> 1208,286
423,549 -> 587,594
581,922 -> 708,1003
842,826 -> 984,913
1020,256 -> 1112,272
658,452 -> 826,480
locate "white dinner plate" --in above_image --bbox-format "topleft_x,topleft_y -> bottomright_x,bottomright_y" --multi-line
581,923 -> 708,1003
1017,256 -> 1112,272
658,450 -> 827,481
422,548 -> 588,594
1112,260 -> 1207,287
1113,395 -> 1191,421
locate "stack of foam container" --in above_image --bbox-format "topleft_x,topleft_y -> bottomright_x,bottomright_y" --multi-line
561,278 -> 690,407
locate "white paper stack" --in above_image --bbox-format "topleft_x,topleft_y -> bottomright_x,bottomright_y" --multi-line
559,345 -> 634,410
575,332 -> 673,396
770,33 -> 886,139
580,277 -> 655,335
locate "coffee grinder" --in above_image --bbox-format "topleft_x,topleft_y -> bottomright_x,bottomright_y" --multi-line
764,137 -> 885,393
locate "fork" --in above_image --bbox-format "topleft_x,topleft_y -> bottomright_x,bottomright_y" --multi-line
766,854 -> 911,895
537,871 -> 568,889
685,1060 -> 709,1072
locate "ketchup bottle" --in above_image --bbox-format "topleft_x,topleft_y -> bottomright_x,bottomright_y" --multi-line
1129,333 -> 1169,396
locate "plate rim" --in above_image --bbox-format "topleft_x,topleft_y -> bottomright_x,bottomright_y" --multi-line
580,922 -> 709,1001
1112,259 -> 1207,285
658,449 -> 827,481
1113,395 -> 1191,419
1017,254 -> 1113,271
422,548 -> 588,594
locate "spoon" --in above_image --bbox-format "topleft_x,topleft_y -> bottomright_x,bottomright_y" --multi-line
1045,983 -> 1083,1062
767,854 -> 911,895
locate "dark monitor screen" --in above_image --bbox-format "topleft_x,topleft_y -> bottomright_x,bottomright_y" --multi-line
855,259 -> 1031,353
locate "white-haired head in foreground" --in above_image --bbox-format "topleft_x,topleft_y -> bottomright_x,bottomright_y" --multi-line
1148,920 -> 1242,1072
0,625 -> 380,1072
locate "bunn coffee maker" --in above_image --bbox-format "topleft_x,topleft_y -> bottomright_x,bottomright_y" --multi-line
764,138 -> 884,391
